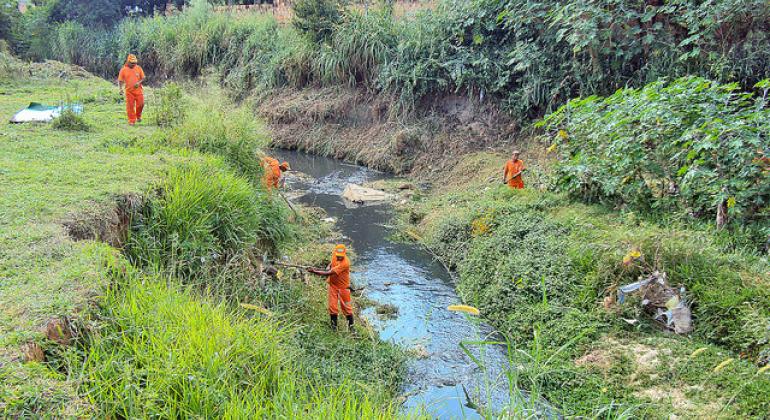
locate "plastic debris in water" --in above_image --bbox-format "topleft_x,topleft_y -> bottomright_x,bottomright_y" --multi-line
447,304 -> 480,316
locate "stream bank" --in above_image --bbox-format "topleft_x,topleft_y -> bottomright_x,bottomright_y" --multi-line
275,150 -> 515,418
259,87 -> 519,178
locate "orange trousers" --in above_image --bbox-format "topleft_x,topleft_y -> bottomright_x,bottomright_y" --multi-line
125,91 -> 144,124
507,176 -> 524,189
328,285 -> 353,316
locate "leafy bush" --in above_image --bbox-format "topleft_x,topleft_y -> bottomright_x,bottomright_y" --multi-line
380,0 -> 770,117
127,159 -> 290,281
48,0 -> 123,28
540,77 -> 770,231
52,108 -> 90,131
291,0 -> 343,43
154,82 -> 186,127
0,7 -> 15,44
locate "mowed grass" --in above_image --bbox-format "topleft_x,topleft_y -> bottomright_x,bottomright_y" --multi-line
0,71 -> 183,414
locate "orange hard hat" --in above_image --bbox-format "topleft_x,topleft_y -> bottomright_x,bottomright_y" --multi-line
333,244 -> 347,258
126,54 -> 138,64
279,161 -> 290,171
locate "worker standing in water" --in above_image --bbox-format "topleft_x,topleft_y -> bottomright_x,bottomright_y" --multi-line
307,244 -> 354,331
503,150 -> 526,189
262,156 -> 290,190
118,54 -> 145,126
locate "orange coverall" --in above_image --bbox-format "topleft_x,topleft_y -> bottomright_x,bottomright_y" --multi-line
262,157 -> 282,190
118,65 -> 145,124
504,159 -> 525,189
327,256 -> 353,317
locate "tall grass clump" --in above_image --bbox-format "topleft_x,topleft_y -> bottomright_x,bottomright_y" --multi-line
66,258 -> 400,418
52,107 -> 90,132
316,10 -> 397,89
154,82 -> 186,127
165,93 -> 269,180
126,159 -> 290,282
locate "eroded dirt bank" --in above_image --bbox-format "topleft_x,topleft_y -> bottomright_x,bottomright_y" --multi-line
257,87 -> 519,178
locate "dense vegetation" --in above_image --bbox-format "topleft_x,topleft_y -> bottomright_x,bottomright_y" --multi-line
406,156 -> 770,417
9,0 -> 769,120
540,77 -> 770,239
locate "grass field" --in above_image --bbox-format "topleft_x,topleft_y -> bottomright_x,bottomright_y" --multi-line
0,61 -> 407,417
0,68 -> 177,415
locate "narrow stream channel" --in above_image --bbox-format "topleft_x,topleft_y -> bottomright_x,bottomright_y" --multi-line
273,150 -> 512,418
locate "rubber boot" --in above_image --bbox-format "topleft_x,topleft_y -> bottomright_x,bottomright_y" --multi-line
330,314 -> 338,331
346,315 -> 356,336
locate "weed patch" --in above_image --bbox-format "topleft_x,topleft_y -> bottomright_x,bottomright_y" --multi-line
52,107 -> 89,131
407,154 -> 770,416
154,82 -> 186,127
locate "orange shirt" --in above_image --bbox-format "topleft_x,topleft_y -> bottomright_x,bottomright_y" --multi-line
504,159 -> 525,189
328,256 -> 350,288
118,65 -> 145,95
262,157 -> 282,189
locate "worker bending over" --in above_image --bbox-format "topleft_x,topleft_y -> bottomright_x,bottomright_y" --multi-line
503,150 -> 526,189
307,244 -> 354,331
262,156 -> 290,190
118,54 -> 145,125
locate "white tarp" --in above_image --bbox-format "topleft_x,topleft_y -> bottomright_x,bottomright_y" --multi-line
10,102 -> 83,123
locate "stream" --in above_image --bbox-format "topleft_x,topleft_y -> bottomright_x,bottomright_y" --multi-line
274,150 -> 513,419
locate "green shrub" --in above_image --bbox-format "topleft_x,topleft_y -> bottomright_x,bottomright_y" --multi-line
52,108 -> 90,131
291,0 -> 344,44
539,77 -> 770,234
127,159 -> 290,281
154,82 -> 187,127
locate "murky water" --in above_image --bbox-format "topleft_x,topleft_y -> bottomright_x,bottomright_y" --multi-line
273,150 -> 512,419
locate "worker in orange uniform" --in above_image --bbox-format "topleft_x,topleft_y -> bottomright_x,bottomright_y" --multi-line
503,150 -> 526,189
307,244 -> 354,331
262,157 -> 290,190
118,54 -> 145,126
